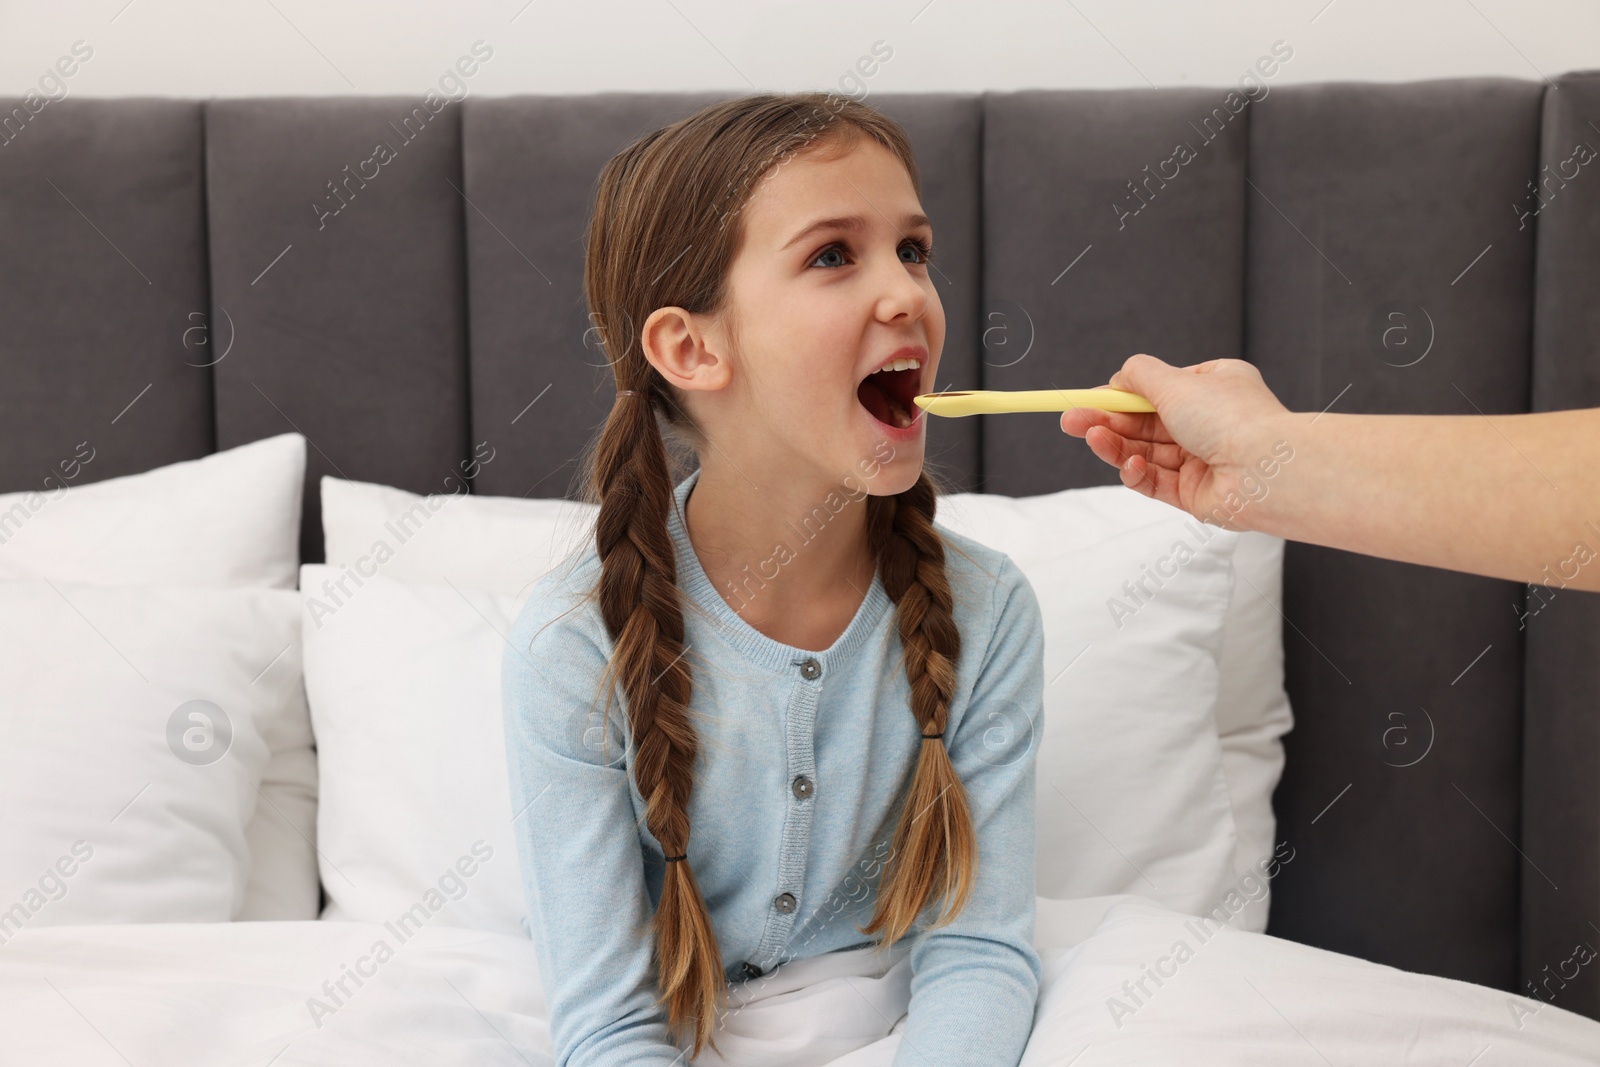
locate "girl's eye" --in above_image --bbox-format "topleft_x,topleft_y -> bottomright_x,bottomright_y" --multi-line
811,244 -> 849,268
809,237 -> 937,269
900,237 -> 936,265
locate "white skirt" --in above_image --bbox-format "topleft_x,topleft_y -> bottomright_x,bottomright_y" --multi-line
689,937 -> 916,1067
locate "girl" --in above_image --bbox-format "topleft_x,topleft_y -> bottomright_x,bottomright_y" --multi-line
502,91 -> 1046,1066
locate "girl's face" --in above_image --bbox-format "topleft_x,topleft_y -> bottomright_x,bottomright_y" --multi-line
649,134 -> 945,499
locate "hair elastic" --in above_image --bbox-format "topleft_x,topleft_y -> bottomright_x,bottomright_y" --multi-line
921,731 -> 944,740
664,853 -> 687,862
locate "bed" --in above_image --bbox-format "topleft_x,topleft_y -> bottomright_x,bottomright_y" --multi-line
2,71 -> 1599,1063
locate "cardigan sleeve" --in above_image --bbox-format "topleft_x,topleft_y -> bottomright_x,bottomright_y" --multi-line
891,554 -> 1045,1067
501,579 -> 689,1067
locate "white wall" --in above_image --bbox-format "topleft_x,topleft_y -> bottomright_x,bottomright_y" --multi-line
2,0 -> 1597,100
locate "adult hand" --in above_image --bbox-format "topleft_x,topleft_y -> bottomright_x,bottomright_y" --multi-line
1060,354 -> 1291,530
1062,353 -> 1600,590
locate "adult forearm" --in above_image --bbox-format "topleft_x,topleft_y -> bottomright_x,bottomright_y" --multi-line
1244,408 -> 1600,592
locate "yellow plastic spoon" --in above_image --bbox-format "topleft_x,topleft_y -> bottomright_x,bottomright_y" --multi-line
912,387 -> 1155,417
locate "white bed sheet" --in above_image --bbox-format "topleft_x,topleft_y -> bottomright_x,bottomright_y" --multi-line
2,896 -> 1595,1066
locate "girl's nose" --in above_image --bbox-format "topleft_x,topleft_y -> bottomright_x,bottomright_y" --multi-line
874,256 -> 928,321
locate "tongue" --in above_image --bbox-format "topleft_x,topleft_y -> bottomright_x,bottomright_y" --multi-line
857,376 -> 906,426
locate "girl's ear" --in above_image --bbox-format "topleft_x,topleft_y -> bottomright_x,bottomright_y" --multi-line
641,305 -> 732,395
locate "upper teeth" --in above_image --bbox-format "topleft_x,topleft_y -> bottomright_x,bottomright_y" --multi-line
872,358 -> 922,374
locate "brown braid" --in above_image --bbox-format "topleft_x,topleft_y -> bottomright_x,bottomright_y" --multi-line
856,472 -> 976,949
565,91 -> 980,1060
587,385 -> 725,1050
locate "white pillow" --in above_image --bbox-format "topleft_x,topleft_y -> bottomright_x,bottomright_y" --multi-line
232,684 -> 319,921
0,433 -> 305,589
0,433 -> 319,921
320,475 -> 593,600
320,476 -> 1250,923
1213,531 -> 1293,933
937,511 -> 1293,932
934,487 -> 1242,916
0,581 -> 302,925
299,565 -> 530,937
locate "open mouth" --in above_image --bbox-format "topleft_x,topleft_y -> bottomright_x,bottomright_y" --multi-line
856,363 -> 922,430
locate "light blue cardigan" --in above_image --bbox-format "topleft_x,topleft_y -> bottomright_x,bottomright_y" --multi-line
502,466 -> 1045,1066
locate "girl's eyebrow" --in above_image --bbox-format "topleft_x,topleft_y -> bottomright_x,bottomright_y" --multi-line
780,211 -> 932,251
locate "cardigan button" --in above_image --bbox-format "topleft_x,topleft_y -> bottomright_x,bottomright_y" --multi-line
792,775 -> 814,799
773,892 -> 797,914
740,961 -> 764,981
799,658 -> 821,680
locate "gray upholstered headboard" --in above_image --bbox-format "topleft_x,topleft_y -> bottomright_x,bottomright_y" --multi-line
4,76 -> 1597,1018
